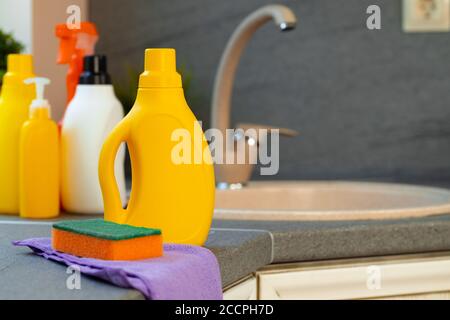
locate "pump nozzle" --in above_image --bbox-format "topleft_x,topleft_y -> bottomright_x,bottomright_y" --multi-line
24,77 -> 51,114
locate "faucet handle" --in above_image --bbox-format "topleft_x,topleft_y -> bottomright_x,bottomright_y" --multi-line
236,122 -> 299,138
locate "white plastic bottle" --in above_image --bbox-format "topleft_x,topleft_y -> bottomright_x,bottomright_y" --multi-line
61,55 -> 126,214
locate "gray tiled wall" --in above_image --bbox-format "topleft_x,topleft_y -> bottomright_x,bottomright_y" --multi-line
91,0 -> 450,182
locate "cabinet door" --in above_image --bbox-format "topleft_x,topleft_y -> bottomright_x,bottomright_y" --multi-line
223,277 -> 257,300
258,255 -> 450,300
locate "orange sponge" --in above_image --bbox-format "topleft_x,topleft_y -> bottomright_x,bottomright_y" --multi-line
52,219 -> 163,260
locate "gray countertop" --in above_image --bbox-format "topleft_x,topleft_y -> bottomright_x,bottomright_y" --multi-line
2,211 -> 450,299
212,214 -> 450,263
0,215 -> 273,299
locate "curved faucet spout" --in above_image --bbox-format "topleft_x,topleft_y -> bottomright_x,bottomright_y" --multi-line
211,4 -> 297,134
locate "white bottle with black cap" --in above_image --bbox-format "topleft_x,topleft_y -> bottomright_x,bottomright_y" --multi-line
61,55 -> 126,214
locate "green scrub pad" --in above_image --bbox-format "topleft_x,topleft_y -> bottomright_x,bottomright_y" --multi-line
53,219 -> 161,240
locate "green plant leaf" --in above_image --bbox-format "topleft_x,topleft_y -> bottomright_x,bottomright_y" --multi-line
0,28 -> 24,84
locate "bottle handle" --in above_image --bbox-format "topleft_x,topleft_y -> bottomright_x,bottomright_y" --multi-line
99,121 -> 129,224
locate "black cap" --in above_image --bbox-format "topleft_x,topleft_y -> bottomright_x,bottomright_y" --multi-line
79,55 -> 112,85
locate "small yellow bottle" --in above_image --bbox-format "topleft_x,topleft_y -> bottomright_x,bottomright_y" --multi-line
99,49 -> 215,246
19,77 -> 59,219
0,54 -> 35,214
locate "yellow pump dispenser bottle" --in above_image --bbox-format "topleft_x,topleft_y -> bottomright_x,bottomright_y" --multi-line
20,77 -> 59,219
99,49 -> 215,246
0,54 -> 35,214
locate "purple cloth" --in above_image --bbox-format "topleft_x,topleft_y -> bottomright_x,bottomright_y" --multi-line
13,238 -> 223,300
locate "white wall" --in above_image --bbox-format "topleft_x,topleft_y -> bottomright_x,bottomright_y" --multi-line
0,0 -> 32,53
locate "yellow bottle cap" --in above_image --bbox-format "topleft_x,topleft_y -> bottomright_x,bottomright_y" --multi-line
8,54 -> 33,73
139,49 -> 182,88
2,54 -> 34,87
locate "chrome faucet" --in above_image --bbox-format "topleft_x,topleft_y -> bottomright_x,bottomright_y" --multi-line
211,4 -> 298,189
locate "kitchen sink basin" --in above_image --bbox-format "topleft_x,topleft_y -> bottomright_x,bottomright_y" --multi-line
214,181 -> 450,221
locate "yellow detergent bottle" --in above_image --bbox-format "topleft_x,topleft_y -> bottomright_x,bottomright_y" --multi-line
19,77 -> 59,219
0,54 -> 35,214
99,48 -> 215,246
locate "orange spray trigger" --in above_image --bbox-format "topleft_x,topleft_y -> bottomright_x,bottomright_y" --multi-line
55,22 -> 98,106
